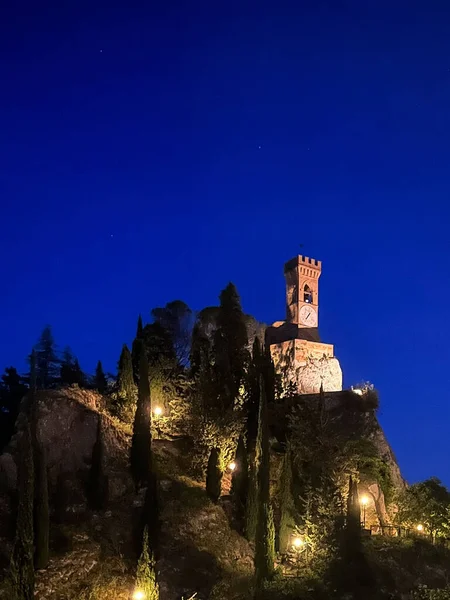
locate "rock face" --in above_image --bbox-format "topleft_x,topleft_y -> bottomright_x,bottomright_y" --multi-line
270,338 -> 343,394
0,387 -> 133,499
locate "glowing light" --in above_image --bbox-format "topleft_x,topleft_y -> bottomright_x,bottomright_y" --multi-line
133,590 -> 145,600
417,524 -> 424,532
154,406 -> 163,417
360,495 -> 369,506
229,462 -> 236,472
293,537 -> 304,548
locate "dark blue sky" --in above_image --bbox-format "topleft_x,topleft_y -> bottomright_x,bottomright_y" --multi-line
1,0 -> 450,485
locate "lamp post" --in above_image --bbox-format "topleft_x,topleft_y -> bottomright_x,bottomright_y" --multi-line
229,461 -> 236,472
360,495 -> 369,529
133,590 -> 145,600
417,524 -> 424,533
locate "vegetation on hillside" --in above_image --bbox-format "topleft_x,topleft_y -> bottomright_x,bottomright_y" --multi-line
2,285 -> 450,599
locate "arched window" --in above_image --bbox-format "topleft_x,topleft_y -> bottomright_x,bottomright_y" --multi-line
303,284 -> 313,304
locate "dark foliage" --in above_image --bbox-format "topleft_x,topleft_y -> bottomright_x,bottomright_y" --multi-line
213,283 -> 249,411
0,366 -> 28,451
130,351 -> 152,489
9,419 -> 35,599
230,435 -> 249,526
33,326 -> 60,390
206,447 -> 222,502
60,347 -> 84,387
132,314 -> 144,384
254,377 -> 275,589
94,360 -> 108,394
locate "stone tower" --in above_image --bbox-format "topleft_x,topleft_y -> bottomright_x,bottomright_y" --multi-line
267,255 -> 342,394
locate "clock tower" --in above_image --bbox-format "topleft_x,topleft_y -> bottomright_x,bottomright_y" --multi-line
285,255 -> 321,328
267,254 -> 342,394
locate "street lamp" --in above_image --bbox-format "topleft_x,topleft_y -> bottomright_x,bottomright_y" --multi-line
229,461 -> 236,472
360,495 -> 369,529
154,406 -> 163,417
292,537 -> 304,549
417,524 -> 424,533
133,590 -> 145,600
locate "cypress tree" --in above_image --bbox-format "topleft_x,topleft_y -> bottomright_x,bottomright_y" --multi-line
135,526 -> 159,600
231,435 -> 249,525
34,438 -> 49,570
206,447 -> 222,502
214,283 -> 249,411
130,349 -> 152,489
335,476 -> 374,599
254,377 -> 275,590
34,326 -> 60,390
246,338 -> 262,454
94,360 -> 107,394
9,419 -> 35,599
132,315 -> 144,384
278,444 -> 294,554
87,418 -> 109,510
245,462 -> 259,542
118,344 -> 135,399
141,471 -> 159,558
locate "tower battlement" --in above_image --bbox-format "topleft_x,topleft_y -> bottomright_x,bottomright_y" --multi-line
284,255 -> 322,273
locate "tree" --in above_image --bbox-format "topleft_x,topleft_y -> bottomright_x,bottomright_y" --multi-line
246,338 -> 262,454
396,477 -> 450,540
132,315 -> 144,384
94,360 -> 108,394
0,366 -> 28,451
9,419 -> 34,599
206,447 -> 222,502
152,300 -> 194,368
60,348 -> 84,387
114,344 -> 137,421
213,283 -> 249,411
135,526 -> 159,600
254,377 -> 275,589
33,326 -> 60,389
87,418 -> 109,511
34,438 -> 49,570
231,435 -> 248,526
278,445 -> 294,554
130,349 -> 152,489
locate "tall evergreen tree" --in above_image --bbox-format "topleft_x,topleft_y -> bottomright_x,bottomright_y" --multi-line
34,437 -> 49,570
152,300 -> 194,367
0,367 -> 28,451
87,418 -> 109,510
254,377 -> 275,590
206,447 -> 222,502
246,337 -> 262,453
94,360 -> 108,394
118,344 -> 135,398
231,435 -> 249,525
60,348 -> 84,387
245,461 -> 259,543
278,444 -> 294,554
130,349 -> 152,489
132,315 -> 144,384
135,526 -> 159,600
34,326 -> 59,390
213,283 -> 249,411
9,419 -> 34,599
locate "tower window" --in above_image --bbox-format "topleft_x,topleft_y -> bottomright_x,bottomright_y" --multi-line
303,284 -> 313,303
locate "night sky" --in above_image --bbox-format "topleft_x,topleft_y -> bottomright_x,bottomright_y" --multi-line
1,1 -> 450,486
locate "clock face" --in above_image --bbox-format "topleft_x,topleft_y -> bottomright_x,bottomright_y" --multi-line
299,305 -> 317,327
